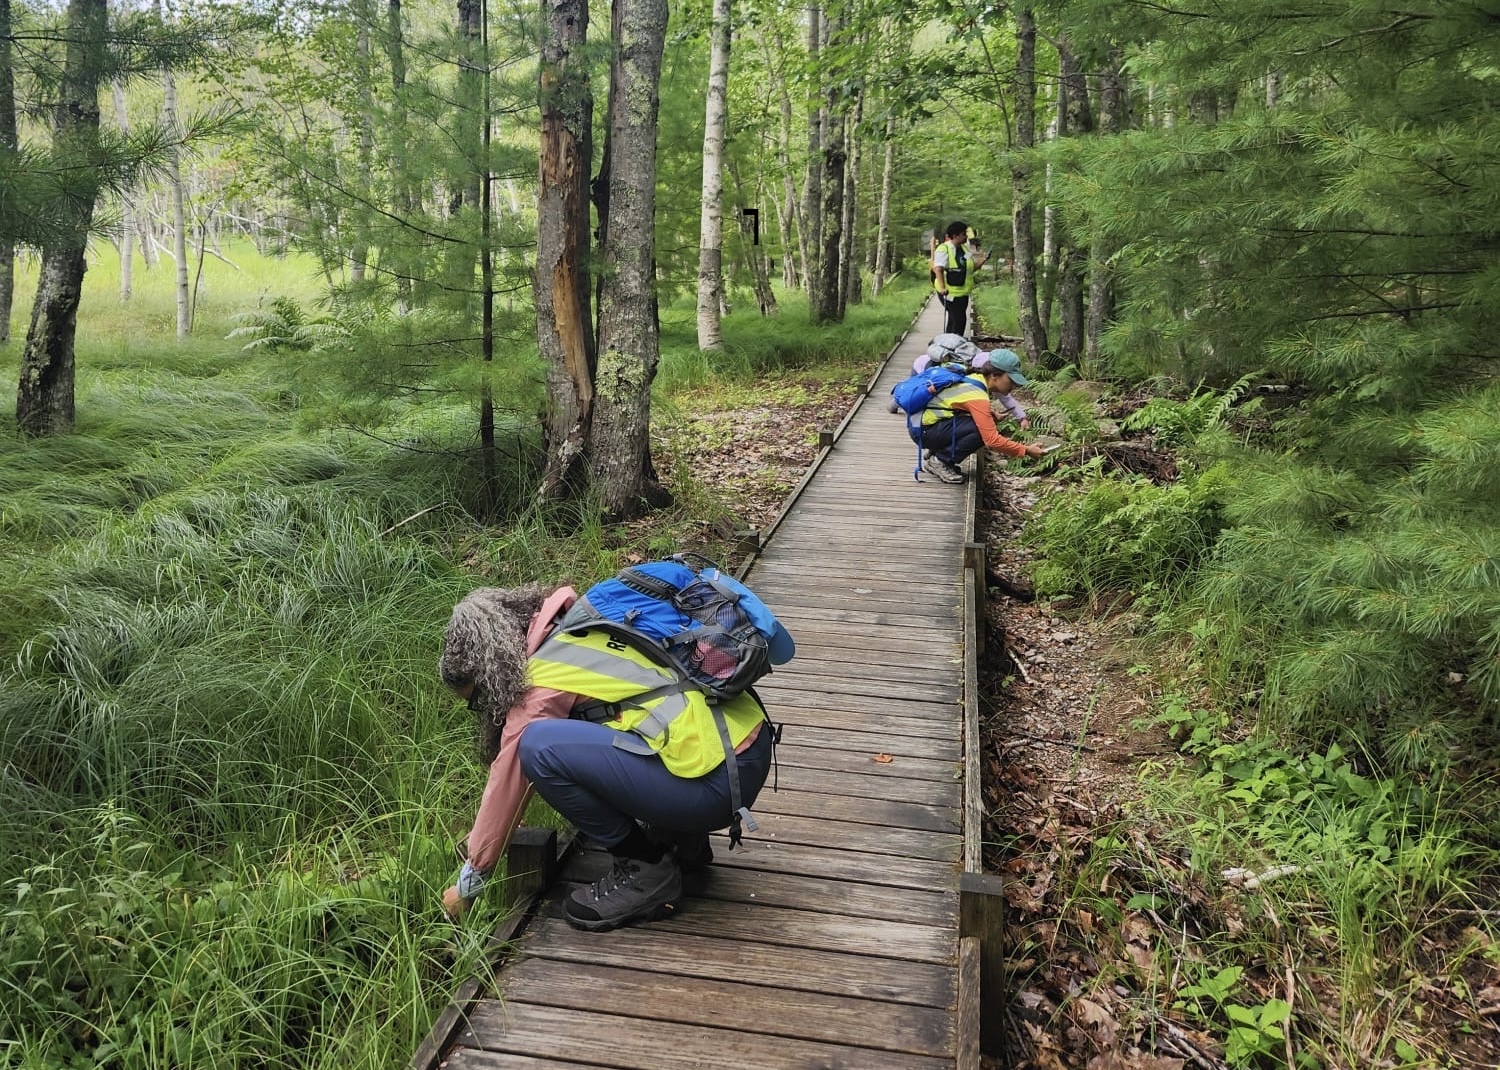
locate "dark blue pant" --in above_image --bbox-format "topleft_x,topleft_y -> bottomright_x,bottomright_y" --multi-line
921,413 -> 982,466
943,294 -> 970,336
517,718 -> 773,849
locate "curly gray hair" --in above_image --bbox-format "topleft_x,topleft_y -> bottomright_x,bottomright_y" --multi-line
440,585 -> 550,765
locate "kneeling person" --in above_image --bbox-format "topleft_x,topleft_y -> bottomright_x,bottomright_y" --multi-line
439,580 -> 788,933
919,349 -> 1046,483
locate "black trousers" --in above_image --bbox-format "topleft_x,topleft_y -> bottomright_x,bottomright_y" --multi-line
921,413 -> 982,466
942,294 -> 970,336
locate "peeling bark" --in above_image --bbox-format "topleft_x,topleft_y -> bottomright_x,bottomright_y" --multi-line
536,0 -> 595,501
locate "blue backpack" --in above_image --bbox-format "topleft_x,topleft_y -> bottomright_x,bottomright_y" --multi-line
890,364 -> 970,480
554,552 -> 794,702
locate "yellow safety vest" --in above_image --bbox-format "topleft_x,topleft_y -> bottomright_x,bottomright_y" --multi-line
934,240 -> 975,296
920,373 -> 989,426
527,629 -> 768,779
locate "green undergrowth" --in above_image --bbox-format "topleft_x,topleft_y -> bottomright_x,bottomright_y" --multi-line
0,266 -> 924,1069
1018,376 -> 1500,1063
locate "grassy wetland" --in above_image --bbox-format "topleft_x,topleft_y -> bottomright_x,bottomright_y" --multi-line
1,245 -> 918,1069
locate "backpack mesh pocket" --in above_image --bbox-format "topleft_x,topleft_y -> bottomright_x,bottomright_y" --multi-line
669,581 -> 770,698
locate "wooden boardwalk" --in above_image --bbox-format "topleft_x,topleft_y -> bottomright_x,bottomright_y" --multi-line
414,298 -> 1002,1070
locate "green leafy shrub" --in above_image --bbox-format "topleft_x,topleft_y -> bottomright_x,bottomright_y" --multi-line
1026,461 -> 1232,602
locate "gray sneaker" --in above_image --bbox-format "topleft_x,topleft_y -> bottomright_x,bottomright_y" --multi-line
923,454 -> 965,484
564,854 -> 682,932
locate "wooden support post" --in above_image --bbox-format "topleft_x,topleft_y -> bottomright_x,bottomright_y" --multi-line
960,870 -> 1009,1062
505,827 -> 558,900
964,541 -> 987,655
817,429 -> 835,450
735,527 -> 762,554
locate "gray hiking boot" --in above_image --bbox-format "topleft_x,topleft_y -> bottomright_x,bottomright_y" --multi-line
564,854 -> 682,932
923,454 -> 965,484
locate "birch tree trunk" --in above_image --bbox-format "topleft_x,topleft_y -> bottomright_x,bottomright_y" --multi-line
1010,8 -> 1048,360
1038,100 -> 1057,331
536,0 -> 595,501
871,112 -> 894,296
1,0 -> 19,342
16,0 -> 105,437
156,0 -> 189,336
801,5 -> 822,301
352,2 -> 376,284
593,0 -> 670,519
385,0 -> 413,311
695,0 -> 731,349
111,80 -> 134,301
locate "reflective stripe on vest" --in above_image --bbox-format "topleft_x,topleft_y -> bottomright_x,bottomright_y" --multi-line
528,630 -> 767,779
920,373 -> 990,426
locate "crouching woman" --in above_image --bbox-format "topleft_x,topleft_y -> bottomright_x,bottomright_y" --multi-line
438,584 -> 784,932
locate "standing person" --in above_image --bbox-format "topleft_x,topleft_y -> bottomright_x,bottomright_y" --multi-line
438,579 -> 790,932
919,349 -> 1045,483
933,220 -> 988,336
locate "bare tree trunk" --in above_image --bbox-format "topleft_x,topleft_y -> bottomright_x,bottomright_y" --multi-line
110,79 -> 134,301
809,12 -> 843,323
352,2 -> 376,284
536,0 -> 595,501
871,112 -> 894,297
839,82 -> 861,310
475,0 -> 498,513
16,0 -> 105,437
1085,49 -> 1126,375
695,0 -> 731,349
1010,8 -> 1047,360
801,5 -> 822,300
1,0 -> 19,342
1054,34 -> 1092,364
593,0 -> 670,520
154,0 -> 189,336
765,26 -> 801,290
385,0 -> 414,311
730,158 -> 777,315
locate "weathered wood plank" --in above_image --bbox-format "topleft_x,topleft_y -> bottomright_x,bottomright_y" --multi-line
519,914 -> 958,1006
774,742 -> 960,783
442,1051 -> 601,1069
456,1001 -> 953,1070
763,653 -> 959,686
772,634 -> 960,662
619,895 -> 957,964
766,604 -> 961,630
743,811 -> 961,862
755,682 -> 963,717
753,584 -> 960,613
773,661 -> 963,700
770,705 -> 963,740
769,720 -> 961,759
707,836 -> 960,889
493,960 -> 956,1057
769,763 -> 962,808
688,865 -> 957,925
751,787 -> 960,834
